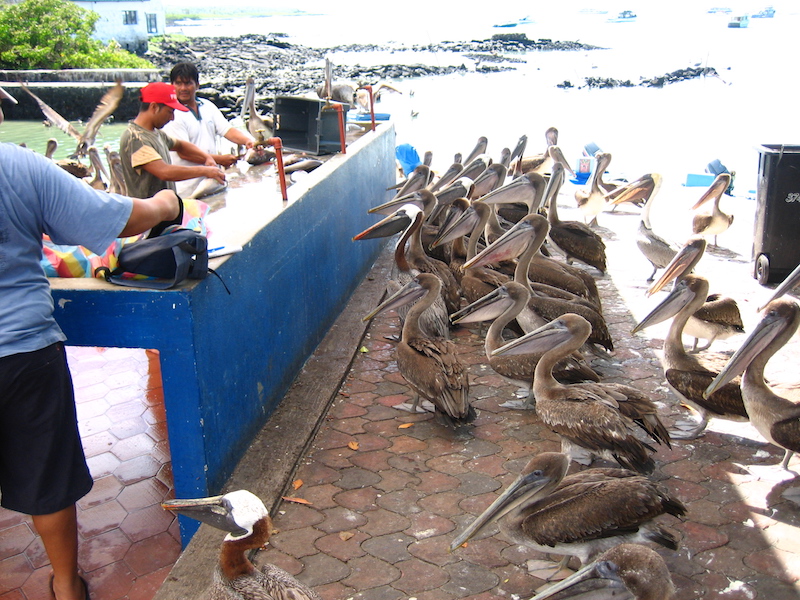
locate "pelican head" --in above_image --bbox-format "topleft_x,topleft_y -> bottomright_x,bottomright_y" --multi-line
161,490 -> 269,542
362,272 -> 438,322
449,452 -> 568,552
705,298 -> 800,398
353,203 -> 420,241
691,173 -> 731,210
369,187 -> 434,216
479,172 -> 543,210
607,173 -> 663,205
646,236 -> 706,296
430,198 -> 475,249
492,313 -> 590,358
759,262 -> 800,310
534,543 -> 675,600
463,213 -> 549,270
633,275 -> 706,334
450,283 -> 520,325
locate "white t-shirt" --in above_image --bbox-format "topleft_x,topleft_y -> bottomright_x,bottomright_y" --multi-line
162,98 -> 235,197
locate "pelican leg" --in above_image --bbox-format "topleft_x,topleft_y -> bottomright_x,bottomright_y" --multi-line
646,266 -> 657,283
781,449 -> 795,470
669,408 -> 709,440
543,555 -> 573,582
689,336 -> 715,354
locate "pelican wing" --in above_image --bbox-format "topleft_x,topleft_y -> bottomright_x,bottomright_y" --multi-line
694,295 -> 744,329
771,414 -> 800,453
665,368 -> 748,418
223,563 -> 321,600
79,80 -> 124,151
21,82 -> 81,140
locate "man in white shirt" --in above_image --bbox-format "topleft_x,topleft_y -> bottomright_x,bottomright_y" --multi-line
162,62 -> 255,197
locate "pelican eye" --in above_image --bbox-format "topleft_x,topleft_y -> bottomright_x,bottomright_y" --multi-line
530,469 -> 544,478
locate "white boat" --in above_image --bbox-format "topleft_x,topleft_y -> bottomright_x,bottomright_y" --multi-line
728,14 -> 749,27
607,10 -> 637,22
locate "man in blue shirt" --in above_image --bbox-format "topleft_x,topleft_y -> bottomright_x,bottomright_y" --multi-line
0,86 -> 181,600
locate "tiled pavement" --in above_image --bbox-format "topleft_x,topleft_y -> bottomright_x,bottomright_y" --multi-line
3,183 -> 800,599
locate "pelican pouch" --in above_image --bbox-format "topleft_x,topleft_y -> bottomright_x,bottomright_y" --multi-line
96,228 -> 210,289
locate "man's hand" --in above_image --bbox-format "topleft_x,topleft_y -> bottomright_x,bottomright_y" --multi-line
215,153 -> 239,168
205,166 -> 226,184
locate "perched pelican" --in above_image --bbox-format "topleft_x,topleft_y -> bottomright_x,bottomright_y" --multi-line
363,273 -> 475,427
513,126 -> 559,175
22,80 -> 124,158
494,315 -> 669,472
608,173 -> 676,282
470,163 -> 508,199
242,77 -> 274,149
428,161 -> 464,193
44,138 -> 58,159
533,543 -> 676,600
459,154 -> 492,183
104,145 -> 127,196
547,163 -> 608,274
632,275 -> 748,439
463,136 -> 488,166
705,298 -> 800,469
390,164 -> 432,197
316,57 -> 354,104
451,282 -> 599,407
85,146 -> 109,191
508,134 -> 528,167
517,145 -> 574,179
162,490 -> 320,600
574,151 -> 613,225
691,173 -> 734,246
450,453 -> 685,570
647,237 -> 744,353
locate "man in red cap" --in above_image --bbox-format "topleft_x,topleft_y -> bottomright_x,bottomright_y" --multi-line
119,81 -> 226,200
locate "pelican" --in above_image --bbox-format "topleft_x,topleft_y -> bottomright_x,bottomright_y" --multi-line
162,490 -> 320,600
390,164 -> 432,198
705,298 -> 800,469
632,275 -> 748,439
85,146 -> 109,191
363,273 -> 475,427
353,204 -> 450,339
533,543 -> 676,600
547,163 -> 608,274
470,163 -> 508,199
517,145 -> 575,179
758,261 -> 800,310
508,134 -> 528,167
242,77 -> 274,148
22,80 -> 124,158
463,136 -> 488,165
44,138 -> 58,159
691,173 -> 734,246
459,154 -> 492,183
513,126 -> 558,175
428,161 -> 464,193
647,237 -> 744,353
104,145 -> 127,196
608,173 -> 676,282
316,58 -> 354,105
494,315 -> 669,472
450,453 -> 685,572
452,282 -> 599,407
574,151 -> 613,225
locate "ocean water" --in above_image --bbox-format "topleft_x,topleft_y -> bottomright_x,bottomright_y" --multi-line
3,4 -> 799,199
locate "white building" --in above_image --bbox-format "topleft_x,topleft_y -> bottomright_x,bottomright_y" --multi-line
74,0 -> 165,54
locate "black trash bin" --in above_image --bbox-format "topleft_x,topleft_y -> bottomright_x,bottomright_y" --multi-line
753,144 -> 800,284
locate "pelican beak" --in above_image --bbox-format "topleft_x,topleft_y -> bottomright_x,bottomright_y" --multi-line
363,277 -> 426,322
633,280 -> 696,334
451,286 -> 512,325
368,190 -> 426,215
435,177 -> 475,208
429,162 -> 464,193
479,175 -> 536,208
0,86 -> 17,104
449,469 -> 551,552
463,219 -> 534,269
606,173 -> 661,205
491,318 -> 572,357
532,559 -> 624,599
646,237 -> 706,296
759,262 -> 800,310
548,146 -> 575,177
690,173 -> 731,210
161,495 -> 247,536
431,204 -> 479,249
704,304 -> 787,398
509,134 -> 528,165
352,208 -> 413,241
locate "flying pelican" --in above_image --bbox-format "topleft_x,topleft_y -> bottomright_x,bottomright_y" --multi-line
451,282 -> 599,407
450,453 -> 685,575
632,275 -> 748,439
691,173 -> 734,246
22,80 -> 124,158
574,151 -> 613,226
547,163 -> 608,274
607,173 -> 676,282
705,298 -> 800,469
363,273 -> 476,427
494,315 -> 669,472
162,490 -> 321,600
533,543 -> 676,600
647,237 -> 744,353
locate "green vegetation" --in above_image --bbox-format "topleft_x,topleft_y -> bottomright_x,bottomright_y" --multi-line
0,0 -> 153,69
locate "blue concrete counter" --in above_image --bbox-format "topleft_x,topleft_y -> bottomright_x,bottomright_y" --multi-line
51,123 -> 395,540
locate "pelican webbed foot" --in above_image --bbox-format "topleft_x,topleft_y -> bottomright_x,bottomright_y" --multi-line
395,399 -> 436,414
668,411 -> 710,440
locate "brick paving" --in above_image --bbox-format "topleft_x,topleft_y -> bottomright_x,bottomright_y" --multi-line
252,188 -> 800,600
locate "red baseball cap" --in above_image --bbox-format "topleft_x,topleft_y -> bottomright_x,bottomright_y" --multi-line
140,82 -> 188,111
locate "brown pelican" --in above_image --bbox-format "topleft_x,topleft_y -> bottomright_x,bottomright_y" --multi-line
470,163 -> 508,199
632,275 -> 748,439
104,145 -> 127,196
516,145 -> 575,179
353,204 -> 450,339
242,77 -> 274,149
608,173 -> 677,282
85,146 -> 109,191
316,57 -> 354,104
647,237 -> 744,353
162,490 -> 321,600
429,161 -> 464,193
450,453 -> 685,572
508,134 -> 528,167
574,151 -> 614,225
533,543 -> 676,600
513,126 -> 559,175
547,162 -> 608,274
494,315 -> 669,472
705,298 -> 800,469
389,164 -> 432,198
44,138 -> 58,159
759,262 -> 800,310
451,282 -> 599,407
691,173 -> 734,246
22,80 -> 124,158
463,136 -> 488,165
363,273 -> 475,427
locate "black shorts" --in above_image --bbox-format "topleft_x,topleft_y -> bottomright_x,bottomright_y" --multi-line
0,342 -> 93,515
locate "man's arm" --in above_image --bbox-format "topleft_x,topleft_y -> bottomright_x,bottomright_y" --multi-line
119,189 -> 182,237
141,158 -> 226,184
173,138 -> 218,167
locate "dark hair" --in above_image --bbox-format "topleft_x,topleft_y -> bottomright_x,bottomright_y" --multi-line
170,62 -> 199,85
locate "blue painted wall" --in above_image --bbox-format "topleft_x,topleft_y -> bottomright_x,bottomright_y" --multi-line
51,125 -> 395,540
